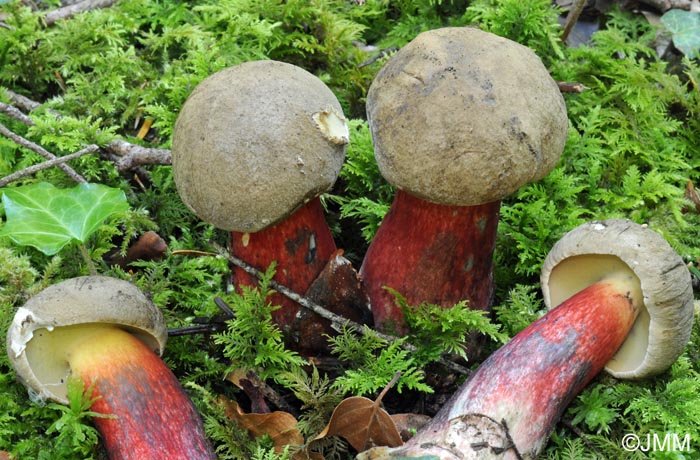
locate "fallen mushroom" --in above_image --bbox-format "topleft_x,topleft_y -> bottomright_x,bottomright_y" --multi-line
358,219 -> 694,459
360,27 -> 569,333
6,276 -> 216,460
172,60 -> 348,332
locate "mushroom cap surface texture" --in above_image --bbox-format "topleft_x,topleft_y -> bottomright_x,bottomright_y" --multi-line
540,219 -> 694,379
172,60 -> 348,233
366,27 -> 568,206
6,276 -> 167,404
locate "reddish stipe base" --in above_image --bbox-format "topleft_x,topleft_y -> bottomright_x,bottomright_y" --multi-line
362,277 -> 639,460
68,327 -> 216,460
231,197 -> 337,332
360,190 -> 500,334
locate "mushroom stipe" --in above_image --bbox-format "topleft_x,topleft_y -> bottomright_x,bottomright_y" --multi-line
231,197 -> 337,330
6,276 -> 216,460
68,326 -> 216,460
360,190 -> 499,335
359,275 -> 641,460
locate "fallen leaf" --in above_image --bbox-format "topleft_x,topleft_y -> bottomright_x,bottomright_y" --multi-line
315,395 -> 403,451
293,449 -> 325,460
218,397 -> 303,452
110,231 -> 167,267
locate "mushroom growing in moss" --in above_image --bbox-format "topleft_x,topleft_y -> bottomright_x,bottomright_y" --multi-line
360,27 -> 568,333
358,219 -> 694,460
172,60 -> 348,332
6,276 -> 216,460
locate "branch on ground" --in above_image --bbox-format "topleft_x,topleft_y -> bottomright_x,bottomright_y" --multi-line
0,93 -> 172,185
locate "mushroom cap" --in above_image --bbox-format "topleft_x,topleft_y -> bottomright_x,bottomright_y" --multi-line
172,60 -> 348,233
540,219 -> 694,379
6,276 -> 167,404
366,27 -> 568,206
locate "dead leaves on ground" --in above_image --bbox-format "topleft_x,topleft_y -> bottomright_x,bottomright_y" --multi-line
314,372 -> 403,452
217,372 -> 428,458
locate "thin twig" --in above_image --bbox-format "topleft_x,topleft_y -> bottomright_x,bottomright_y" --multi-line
209,242 -> 471,376
43,0 -> 120,26
4,90 -> 42,113
105,139 -> 171,171
0,102 -> 34,126
1,94 -> 168,174
0,144 -> 98,187
561,0 -> 587,44
0,122 -> 86,184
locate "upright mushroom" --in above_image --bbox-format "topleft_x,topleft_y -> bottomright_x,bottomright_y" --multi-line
172,60 -> 348,332
360,27 -> 568,333
6,276 -> 216,460
358,219 -> 694,459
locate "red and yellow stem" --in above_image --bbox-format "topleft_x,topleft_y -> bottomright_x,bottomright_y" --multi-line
230,197 -> 337,332
67,327 -> 216,460
365,275 -> 640,460
360,190 -> 500,334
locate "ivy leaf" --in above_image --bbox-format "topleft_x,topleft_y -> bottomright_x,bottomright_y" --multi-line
661,9 -> 700,58
1,182 -> 128,255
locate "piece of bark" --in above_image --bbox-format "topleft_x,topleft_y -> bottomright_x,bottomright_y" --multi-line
291,250 -> 372,356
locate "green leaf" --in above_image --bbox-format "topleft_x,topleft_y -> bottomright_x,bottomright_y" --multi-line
1,182 -> 128,255
661,9 -> 700,58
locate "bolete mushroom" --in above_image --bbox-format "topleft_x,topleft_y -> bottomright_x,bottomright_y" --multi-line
358,219 -> 694,459
6,276 -> 216,460
172,60 -> 348,331
360,27 -> 568,333
540,218 -> 695,379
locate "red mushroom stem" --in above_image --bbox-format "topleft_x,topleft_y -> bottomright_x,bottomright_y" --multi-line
360,189 -> 500,334
67,326 -> 216,460
364,274 -> 640,459
230,197 -> 337,331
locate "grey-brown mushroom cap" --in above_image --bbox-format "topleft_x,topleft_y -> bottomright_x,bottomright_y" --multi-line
540,219 -> 694,379
366,27 -> 568,206
172,60 -> 348,233
6,276 -> 167,404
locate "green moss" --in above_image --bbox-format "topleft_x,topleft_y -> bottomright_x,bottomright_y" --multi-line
1,1 -> 699,459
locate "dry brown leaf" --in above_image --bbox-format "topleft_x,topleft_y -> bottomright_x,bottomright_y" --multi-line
292,450 -> 325,460
224,366 -> 249,388
315,396 -> 403,451
218,396 -> 304,452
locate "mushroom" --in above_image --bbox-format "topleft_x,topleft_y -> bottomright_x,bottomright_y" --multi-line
172,60 -> 348,331
360,27 -> 568,333
6,276 -> 216,460
358,219 -> 694,459
540,218 -> 695,379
